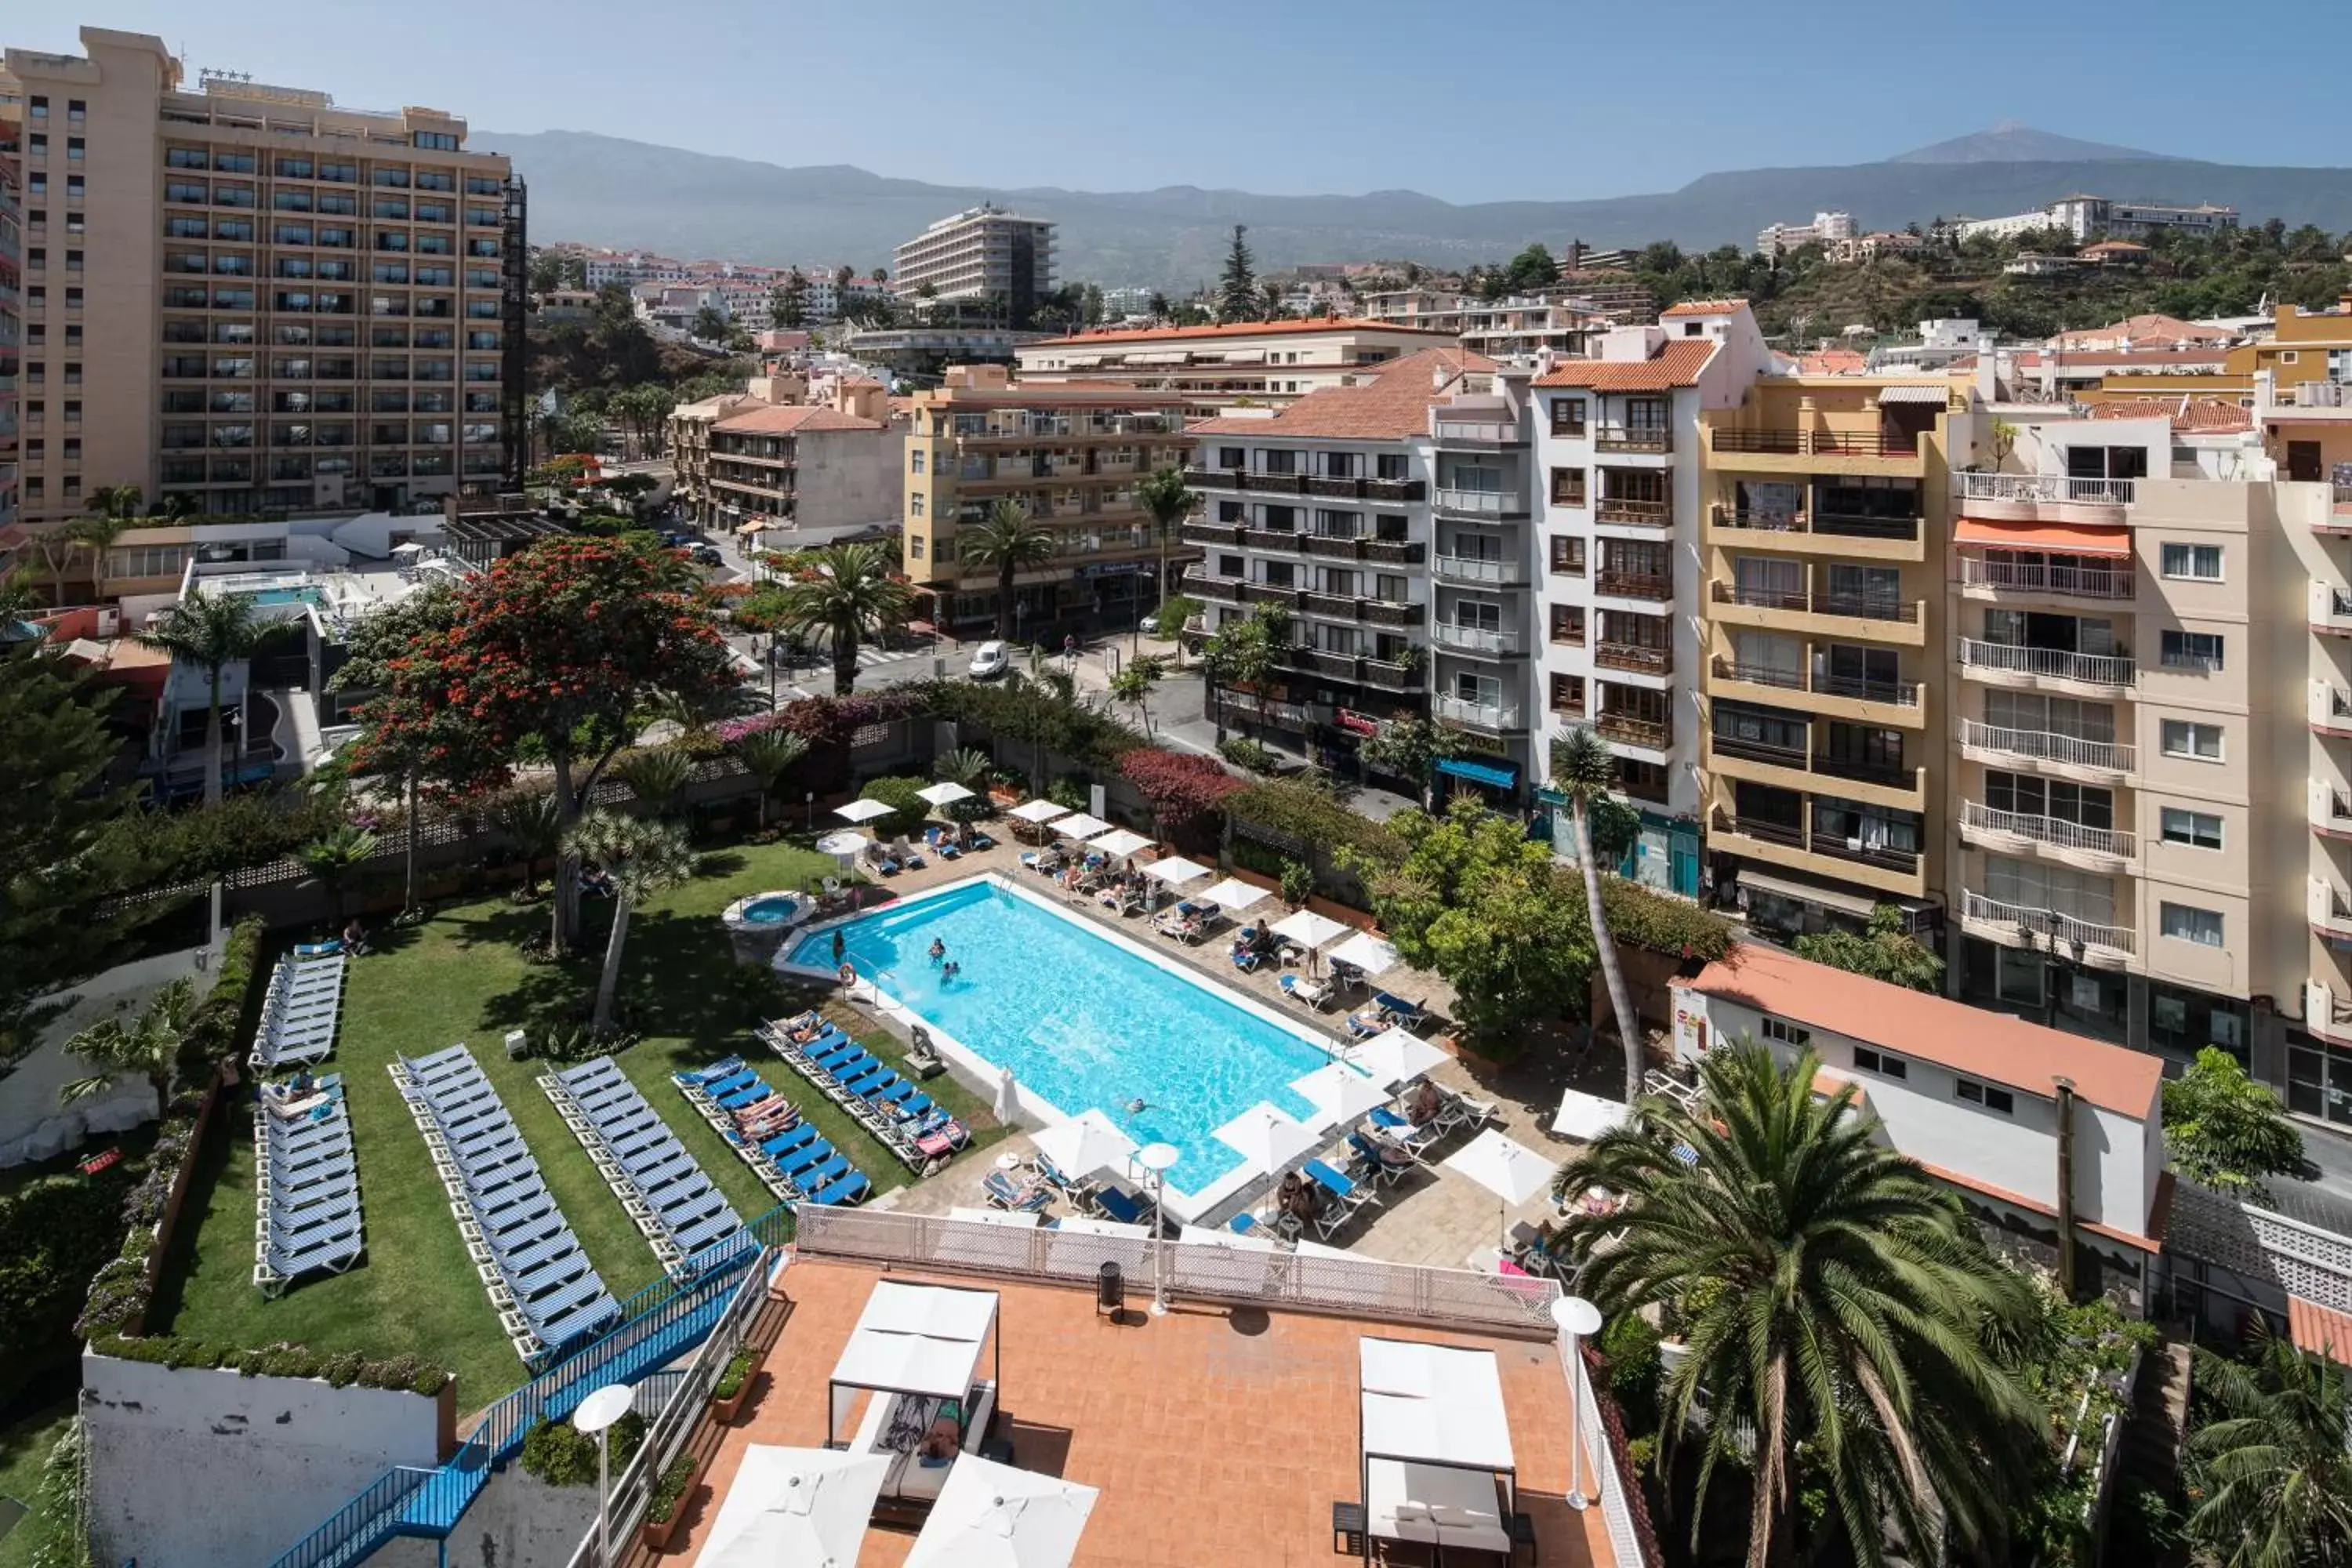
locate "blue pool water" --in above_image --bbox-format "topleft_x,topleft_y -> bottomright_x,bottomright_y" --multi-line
250,586 -> 325,607
791,880 -> 1337,1192
742,896 -> 798,924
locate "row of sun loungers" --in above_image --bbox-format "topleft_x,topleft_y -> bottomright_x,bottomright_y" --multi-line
540,1056 -> 744,1279
674,1055 -> 873,1208
1225,1084 -> 1497,1245
248,946 -> 347,1070
983,1156 -> 1158,1225
391,1044 -> 619,1364
251,1074 -> 364,1296
760,1014 -> 972,1175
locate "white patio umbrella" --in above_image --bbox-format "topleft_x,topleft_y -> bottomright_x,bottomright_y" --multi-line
993,1065 -> 1019,1125
1290,1061 -> 1391,1131
813,829 -> 870,873
1197,877 -> 1269,914
902,1453 -> 1099,1568
1052,811 -> 1112,840
1142,856 -> 1211,887
1214,1102 -> 1323,1181
833,797 -> 894,824
916,780 -> 975,808
1088,827 -> 1153,860
1553,1086 -> 1632,1143
691,1443 -> 886,1568
1007,798 -> 1069,824
1346,1027 -> 1450,1091
1030,1108 -> 1138,1185
389,540 -> 427,558
1270,908 -> 1348,952
1326,930 -> 1401,976
1443,1128 -> 1563,1247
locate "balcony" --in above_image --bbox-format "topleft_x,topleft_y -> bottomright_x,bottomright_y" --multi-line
1433,695 -> 1524,733
1359,657 -> 1422,693
1180,521 -> 1243,548
1710,582 -> 1918,626
1185,572 -> 1242,604
1593,710 -> 1671,752
1592,495 -> 1672,529
1432,418 -> 1519,448
1811,833 -> 1921,876
1433,488 -> 1526,519
1958,801 -> 2137,870
2314,878 -> 2352,943
1593,424 -> 1672,455
1363,538 -> 1427,567
1959,891 -> 2136,967
1711,427 -> 1919,459
1957,554 -> 2135,601
1432,622 -> 1521,656
1952,470 -> 2135,524
1431,554 -> 1526,586
2314,781 -> 2352,840
1955,718 -> 2134,780
2311,579 -> 2352,637
1956,637 -> 2136,694
1281,647 -> 1361,681
1594,569 -> 1672,602
2306,980 -> 2352,1047
1242,582 -> 1299,610
1709,657 -> 1922,716
1593,640 -> 1672,677
2314,682 -> 2352,738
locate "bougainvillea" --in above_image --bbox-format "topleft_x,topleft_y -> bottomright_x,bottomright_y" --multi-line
1120,747 -> 1243,840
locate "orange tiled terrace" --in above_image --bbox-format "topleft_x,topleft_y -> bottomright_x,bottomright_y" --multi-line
653,1250 -> 1623,1567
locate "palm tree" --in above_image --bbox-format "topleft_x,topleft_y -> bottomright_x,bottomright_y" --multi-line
734,728 -> 808,829
958,499 -> 1059,644
485,787 -> 565,898
300,822 -> 380,921
2186,1323 -> 2352,1567
70,485 -> 143,604
1134,466 -> 1196,631
1550,727 -> 1639,1095
776,542 -> 913,697
615,745 -> 694,818
565,811 -> 697,1033
137,590 -> 264,808
1559,1041 -> 2044,1567
61,977 -> 198,1123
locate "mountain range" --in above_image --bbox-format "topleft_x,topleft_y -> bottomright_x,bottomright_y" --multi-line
480,124 -> 2352,289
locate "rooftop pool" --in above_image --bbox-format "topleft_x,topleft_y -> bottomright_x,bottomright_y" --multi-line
789,876 -> 1343,1209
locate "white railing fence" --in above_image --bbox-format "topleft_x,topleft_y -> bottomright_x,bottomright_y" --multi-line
1562,1337 -> 1652,1568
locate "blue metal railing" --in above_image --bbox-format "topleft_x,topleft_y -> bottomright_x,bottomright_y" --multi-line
270,1203 -> 795,1568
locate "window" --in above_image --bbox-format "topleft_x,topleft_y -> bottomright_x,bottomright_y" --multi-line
1550,673 -> 1585,713
2159,807 -> 2223,849
1549,535 -> 1586,575
1549,604 -> 1584,644
1761,1017 -> 1810,1047
2160,630 -> 2223,670
1852,1046 -> 1907,1080
1376,452 -> 1409,481
1955,1079 -> 2016,1115
2160,719 -> 2223,760
2161,543 -> 2223,579
1549,397 -> 1586,436
414,131 -> 459,151
2161,902 -> 2224,947
909,494 -> 924,518
908,535 -> 924,560
909,450 -> 925,475
66,138 -> 84,162
1549,466 -> 1586,506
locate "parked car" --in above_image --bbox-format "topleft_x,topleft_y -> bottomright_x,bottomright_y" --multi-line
690,545 -> 724,567
969,641 -> 1010,680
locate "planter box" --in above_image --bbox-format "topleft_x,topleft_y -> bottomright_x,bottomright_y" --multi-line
640,1452 -> 708,1552
710,1341 -> 771,1425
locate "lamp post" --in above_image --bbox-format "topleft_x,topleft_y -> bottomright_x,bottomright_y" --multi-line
573,1382 -> 637,1567
1552,1296 -> 1603,1510
1138,1142 -> 1180,1317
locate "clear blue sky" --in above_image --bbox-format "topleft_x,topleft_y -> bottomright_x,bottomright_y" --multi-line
24,1 -> 2350,202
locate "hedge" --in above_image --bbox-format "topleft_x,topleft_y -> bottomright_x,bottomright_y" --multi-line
85,1331 -> 450,1397
1225,779 -> 1404,866
1592,875 -> 1733,964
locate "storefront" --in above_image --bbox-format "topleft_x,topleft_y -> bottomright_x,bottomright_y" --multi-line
1433,753 -> 1519,804
1548,792 -> 1699,898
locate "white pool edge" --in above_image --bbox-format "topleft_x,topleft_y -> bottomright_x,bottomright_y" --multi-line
782,870 -> 1360,1222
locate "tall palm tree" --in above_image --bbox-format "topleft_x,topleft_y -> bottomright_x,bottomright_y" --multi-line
2186,1323 -> 2352,1567
70,485 -> 143,604
485,786 -> 565,898
137,590 -> 265,808
958,499 -> 1059,644
1134,466 -> 1196,630
734,728 -> 808,829
1559,1041 -> 2044,1567
300,822 -> 380,922
776,542 -> 913,696
1550,727 -> 1639,1095
614,744 -> 693,818
61,976 -> 198,1123
565,811 -> 697,1033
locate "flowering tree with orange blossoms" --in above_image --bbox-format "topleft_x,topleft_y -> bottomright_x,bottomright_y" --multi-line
352,535 -> 739,953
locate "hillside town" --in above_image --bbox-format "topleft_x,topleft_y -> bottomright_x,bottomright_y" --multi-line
8,18 -> 2352,1568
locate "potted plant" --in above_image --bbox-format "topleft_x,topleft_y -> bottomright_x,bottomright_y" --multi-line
709,1344 -> 764,1425
640,1450 -> 705,1551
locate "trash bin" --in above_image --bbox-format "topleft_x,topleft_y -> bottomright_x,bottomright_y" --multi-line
1096,1261 -> 1124,1320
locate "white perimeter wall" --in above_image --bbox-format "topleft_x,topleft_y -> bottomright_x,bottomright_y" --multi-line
83,1350 -> 442,1567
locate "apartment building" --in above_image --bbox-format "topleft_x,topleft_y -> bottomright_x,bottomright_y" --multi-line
1755,209 -> 1856,256
0,28 -> 526,534
1016,319 -> 1456,419
892,205 -> 1054,328
1953,193 -> 2239,244
901,367 -> 1192,635
1355,289 -> 1609,358
0,106 -> 20,543
702,402 -> 897,539
1179,349 -> 1475,787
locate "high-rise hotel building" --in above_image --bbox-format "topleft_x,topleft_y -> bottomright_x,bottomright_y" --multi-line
0,28 -> 525,534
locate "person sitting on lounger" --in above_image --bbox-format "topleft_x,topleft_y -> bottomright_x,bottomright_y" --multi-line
1406,1080 -> 1443,1127
1278,1171 -> 1323,1225
341,918 -> 370,956
1366,1130 -> 1417,1171
916,1415 -> 960,1463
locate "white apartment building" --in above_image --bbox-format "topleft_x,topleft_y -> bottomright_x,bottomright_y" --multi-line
583,249 -> 689,290
1529,303 -> 1777,898
1755,210 -> 1857,256
893,204 -> 1054,326
1356,289 -> 1613,354
1954,194 -> 2240,244
1019,319 -> 1457,419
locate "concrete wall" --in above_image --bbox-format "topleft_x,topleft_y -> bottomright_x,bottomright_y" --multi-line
796,425 -> 904,532
372,1468 -> 598,1568
83,1351 -> 444,1567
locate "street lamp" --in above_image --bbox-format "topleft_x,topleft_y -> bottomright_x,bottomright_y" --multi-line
573,1381 -> 637,1567
1137,1142 -> 1180,1316
1551,1296 -> 1604,1510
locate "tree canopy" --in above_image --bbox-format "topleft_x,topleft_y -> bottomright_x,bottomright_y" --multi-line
1791,903 -> 1945,992
1218,224 -> 1258,322
2163,1046 -> 2306,1202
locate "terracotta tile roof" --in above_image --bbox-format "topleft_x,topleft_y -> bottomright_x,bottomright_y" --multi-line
712,404 -> 884,434
2290,1296 -> 2352,1359
1188,347 -> 1496,440
1795,349 -> 1869,376
2054,313 -> 2235,348
1352,345 -> 1496,382
1029,317 -> 1453,347
1677,941 -> 2163,1120
2090,395 -> 2253,432
1531,338 -> 1715,390
1658,298 -> 1748,318
1915,1160 -> 2167,1252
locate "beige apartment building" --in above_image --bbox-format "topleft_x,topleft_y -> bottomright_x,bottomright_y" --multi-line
892,205 -> 1054,329
1015,319 -> 1455,419
0,27 -> 524,540
902,367 -> 1191,636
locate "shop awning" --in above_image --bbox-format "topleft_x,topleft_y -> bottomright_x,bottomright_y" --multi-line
1875,383 -> 1951,405
735,519 -> 766,535
1954,518 -> 2130,556
1434,756 -> 1516,789
1736,869 -> 1880,920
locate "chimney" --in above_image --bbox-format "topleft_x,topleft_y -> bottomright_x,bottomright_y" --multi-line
2053,1076 -> 2078,1301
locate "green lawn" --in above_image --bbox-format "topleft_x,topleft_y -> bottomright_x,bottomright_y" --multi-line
0,1399 -> 74,1568
151,837 -> 1004,1410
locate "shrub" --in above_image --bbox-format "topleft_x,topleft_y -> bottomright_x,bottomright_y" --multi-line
1218,736 -> 1282,775
710,1346 -> 757,1403
644,1451 -> 699,1525
1046,774 -> 1091,811
1120,748 -> 1241,840
1279,858 -> 1314,908
855,775 -> 933,840
1227,779 -> 1404,866
1591,877 -> 1733,962
520,1408 -> 645,1486
1595,1311 -> 1664,1432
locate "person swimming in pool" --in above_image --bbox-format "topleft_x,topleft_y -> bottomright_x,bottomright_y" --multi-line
942,960 -> 961,982
928,937 -> 946,965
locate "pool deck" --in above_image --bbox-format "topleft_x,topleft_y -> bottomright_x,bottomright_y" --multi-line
811,833 -> 1606,1272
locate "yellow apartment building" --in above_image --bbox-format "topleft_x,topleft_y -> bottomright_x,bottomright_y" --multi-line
902,367 -> 1192,636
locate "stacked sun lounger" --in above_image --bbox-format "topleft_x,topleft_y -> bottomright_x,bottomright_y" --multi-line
673,1055 -> 874,1207
540,1056 -> 744,1279
757,1013 -> 971,1175
252,1075 -> 364,1295
248,947 -> 347,1070
390,1044 -> 619,1363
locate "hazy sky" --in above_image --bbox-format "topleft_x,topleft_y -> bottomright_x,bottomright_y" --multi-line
23,1 -> 2352,201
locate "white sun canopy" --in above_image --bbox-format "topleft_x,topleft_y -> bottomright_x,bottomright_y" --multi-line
1359,1338 -> 1515,1472
1213,1102 -> 1323,1178
1345,1028 -> 1450,1090
1029,1108 -> 1138,1185
1197,877 -> 1269,913
1271,908 -> 1348,950
691,1444 -> 886,1568
1087,828 -> 1154,859
1327,931 -> 1402,976
833,797 -> 895,824
1290,1062 -> 1392,1130
829,1280 -> 1000,1403
1553,1086 -> 1632,1143
1443,1129 -> 1560,1209
1008,798 -> 1070,824
1142,855 -> 1211,886
916,780 -> 975,808
1051,812 -> 1113,840
902,1453 -> 1099,1568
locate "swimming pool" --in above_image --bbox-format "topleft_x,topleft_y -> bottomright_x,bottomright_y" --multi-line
249,585 -> 325,607
790,877 -> 1342,1205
